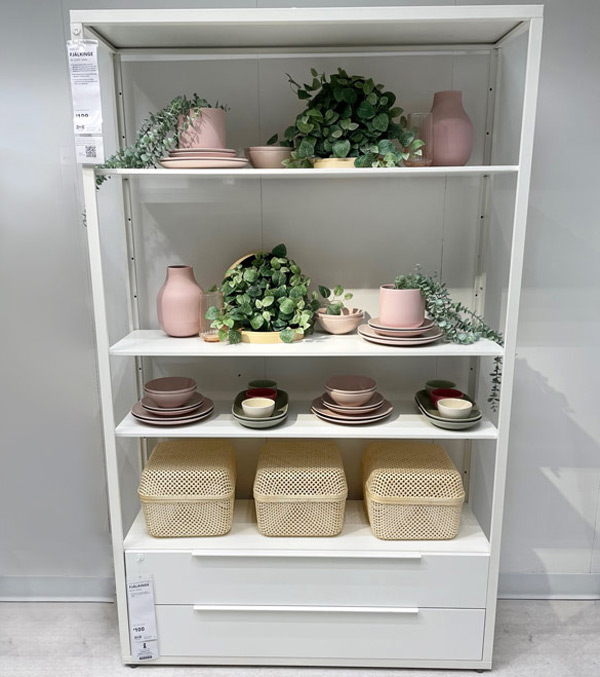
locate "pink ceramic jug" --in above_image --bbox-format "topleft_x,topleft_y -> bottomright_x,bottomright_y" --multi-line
430,91 -> 473,166
178,107 -> 226,149
157,265 -> 203,337
379,285 -> 425,328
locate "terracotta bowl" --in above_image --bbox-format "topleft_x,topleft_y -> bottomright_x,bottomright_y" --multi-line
246,387 -> 277,401
316,307 -> 364,335
430,388 -> 464,408
144,376 -> 197,408
244,146 -> 292,169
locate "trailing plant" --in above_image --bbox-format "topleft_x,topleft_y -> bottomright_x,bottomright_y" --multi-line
394,268 -> 504,411
205,244 -> 320,344
97,94 -> 229,187
278,68 -> 424,168
318,284 -> 354,315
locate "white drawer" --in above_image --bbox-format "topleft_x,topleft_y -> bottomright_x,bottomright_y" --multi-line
126,550 -> 488,608
154,605 -> 485,661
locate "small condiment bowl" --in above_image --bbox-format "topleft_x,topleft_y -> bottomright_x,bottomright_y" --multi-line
430,388 -> 464,408
436,398 -> 473,419
241,397 -> 275,418
425,379 -> 457,395
248,379 -> 277,390
246,387 -> 277,401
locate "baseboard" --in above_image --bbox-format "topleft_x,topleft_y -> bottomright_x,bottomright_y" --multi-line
0,576 -> 114,602
499,573 -> 600,599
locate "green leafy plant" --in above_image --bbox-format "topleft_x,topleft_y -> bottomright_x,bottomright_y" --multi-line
205,244 -> 320,344
266,132 -> 293,148
97,94 -> 229,187
279,68 -> 423,168
318,284 -> 354,315
394,268 -> 504,411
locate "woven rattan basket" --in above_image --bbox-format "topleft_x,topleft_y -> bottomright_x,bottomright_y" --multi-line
253,440 -> 348,537
362,441 -> 465,540
138,439 -> 236,538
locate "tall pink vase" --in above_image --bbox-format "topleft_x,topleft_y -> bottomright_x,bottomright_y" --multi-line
177,108 -> 226,149
430,91 -> 473,166
157,266 -> 203,337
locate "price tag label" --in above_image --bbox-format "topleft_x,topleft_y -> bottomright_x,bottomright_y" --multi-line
67,40 -> 103,135
127,577 -> 159,661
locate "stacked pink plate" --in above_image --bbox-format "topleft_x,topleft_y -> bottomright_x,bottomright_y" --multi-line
358,317 -> 444,346
311,375 -> 393,425
159,148 -> 248,169
130,376 -> 214,426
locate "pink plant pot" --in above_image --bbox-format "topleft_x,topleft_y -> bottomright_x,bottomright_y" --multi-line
177,107 -> 226,149
379,285 -> 425,329
430,91 -> 473,166
157,265 -> 203,337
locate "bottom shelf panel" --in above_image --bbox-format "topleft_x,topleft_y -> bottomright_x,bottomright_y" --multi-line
154,605 -> 485,662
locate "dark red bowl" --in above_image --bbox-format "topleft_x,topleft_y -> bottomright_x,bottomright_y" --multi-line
246,387 -> 277,401
430,388 -> 464,408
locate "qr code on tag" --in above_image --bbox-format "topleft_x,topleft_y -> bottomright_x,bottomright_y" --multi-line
85,145 -> 97,158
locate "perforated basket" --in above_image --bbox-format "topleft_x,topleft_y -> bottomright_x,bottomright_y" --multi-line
138,439 -> 236,538
253,440 -> 348,537
362,441 -> 465,540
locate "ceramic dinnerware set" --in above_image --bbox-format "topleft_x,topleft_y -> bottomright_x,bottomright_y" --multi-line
414,378 -> 482,430
232,379 -> 289,429
358,316 -> 444,346
311,374 -> 393,425
131,377 -> 214,426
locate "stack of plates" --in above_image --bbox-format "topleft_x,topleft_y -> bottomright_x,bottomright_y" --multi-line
311,375 -> 393,425
358,317 -> 444,346
414,390 -> 482,430
232,390 -> 289,429
131,377 -> 214,426
159,147 -> 249,169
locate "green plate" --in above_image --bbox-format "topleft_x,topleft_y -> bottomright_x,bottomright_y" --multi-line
233,389 -> 289,421
414,389 -> 481,423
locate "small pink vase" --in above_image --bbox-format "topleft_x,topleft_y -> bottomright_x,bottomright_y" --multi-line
157,266 -> 203,337
177,108 -> 226,149
430,91 -> 473,166
379,285 -> 425,328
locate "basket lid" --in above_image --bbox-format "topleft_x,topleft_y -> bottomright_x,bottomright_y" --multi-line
254,440 -> 348,502
138,439 -> 236,502
363,441 -> 464,505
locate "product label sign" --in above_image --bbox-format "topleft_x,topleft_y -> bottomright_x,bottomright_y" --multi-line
67,40 -> 103,134
127,577 -> 159,661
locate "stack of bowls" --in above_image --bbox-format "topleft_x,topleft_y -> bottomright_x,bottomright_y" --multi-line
232,380 -> 289,429
130,377 -> 214,426
311,375 -> 393,425
414,379 -> 482,430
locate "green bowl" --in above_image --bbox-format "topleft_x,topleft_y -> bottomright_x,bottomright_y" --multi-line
248,379 -> 278,390
425,379 -> 456,395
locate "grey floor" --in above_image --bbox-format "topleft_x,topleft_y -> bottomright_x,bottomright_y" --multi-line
0,600 -> 598,676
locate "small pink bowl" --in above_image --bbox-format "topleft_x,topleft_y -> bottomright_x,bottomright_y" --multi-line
246,387 -> 277,401
430,388 -> 464,408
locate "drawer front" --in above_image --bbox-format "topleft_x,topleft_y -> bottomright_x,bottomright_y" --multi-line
155,605 -> 485,661
126,551 -> 488,608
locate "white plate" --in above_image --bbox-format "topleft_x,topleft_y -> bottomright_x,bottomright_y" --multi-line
358,325 -> 444,346
159,157 -> 249,169
368,317 -> 435,337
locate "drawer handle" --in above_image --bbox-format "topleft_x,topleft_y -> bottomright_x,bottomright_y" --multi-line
191,550 -> 422,560
192,604 -> 419,614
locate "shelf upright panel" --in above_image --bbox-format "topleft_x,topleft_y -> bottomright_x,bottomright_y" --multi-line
482,16 -> 543,666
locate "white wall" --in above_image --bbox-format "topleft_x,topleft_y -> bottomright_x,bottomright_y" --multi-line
0,0 -> 598,600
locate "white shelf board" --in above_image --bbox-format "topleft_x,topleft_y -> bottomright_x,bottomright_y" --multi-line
124,500 -> 490,557
110,330 -> 503,358
95,166 -> 518,180
72,7 -> 542,50
115,400 -> 498,440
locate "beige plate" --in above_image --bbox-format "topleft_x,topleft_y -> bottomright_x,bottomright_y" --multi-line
358,324 -> 443,346
159,158 -> 249,169
311,396 -> 393,423
241,330 -> 303,344
321,391 -> 385,415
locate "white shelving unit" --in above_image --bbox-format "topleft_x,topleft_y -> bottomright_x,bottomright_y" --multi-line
74,5 -> 543,670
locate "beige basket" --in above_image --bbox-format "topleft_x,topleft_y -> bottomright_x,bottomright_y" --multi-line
363,441 -> 465,540
138,439 -> 236,538
253,440 -> 348,537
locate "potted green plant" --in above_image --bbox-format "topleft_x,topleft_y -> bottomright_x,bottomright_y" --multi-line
316,285 -> 363,335
97,94 -> 229,187
275,68 -> 424,169
205,244 -> 320,344
391,268 -> 504,410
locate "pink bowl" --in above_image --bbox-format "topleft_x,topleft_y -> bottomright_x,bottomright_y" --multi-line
325,374 -> 376,393
430,388 -> 464,408
246,387 -> 277,401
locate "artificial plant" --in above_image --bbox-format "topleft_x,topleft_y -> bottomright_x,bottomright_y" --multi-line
269,68 -> 424,168
394,268 -> 504,411
318,285 -> 354,315
97,94 -> 229,187
205,244 -> 320,344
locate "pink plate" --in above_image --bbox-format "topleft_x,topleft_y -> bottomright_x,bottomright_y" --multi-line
311,396 -> 393,423
131,398 -> 214,425
141,392 -> 204,417
358,325 -> 443,346
368,316 -> 435,337
170,148 -> 237,155
159,157 -> 249,169
321,391 -> 385,415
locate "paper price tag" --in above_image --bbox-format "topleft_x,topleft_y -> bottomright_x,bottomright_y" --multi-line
67,40 -> 103,135
127,577 -> 159,661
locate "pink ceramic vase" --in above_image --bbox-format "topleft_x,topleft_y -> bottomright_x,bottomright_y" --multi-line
379,285 -> 425,328
177,108 -> 226,149
157,266 -> 203,337
430,91 -> 473,166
